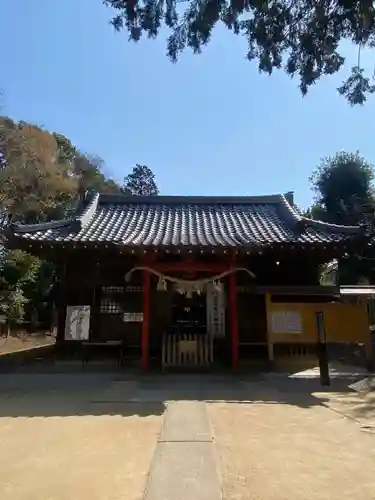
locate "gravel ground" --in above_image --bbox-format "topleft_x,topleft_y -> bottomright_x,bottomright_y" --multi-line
207,380 -> 375,500
0,379 -> 162,500
0,370 -> 374,500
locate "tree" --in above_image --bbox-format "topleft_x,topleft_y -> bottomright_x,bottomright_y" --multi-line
22,259 -> 56,328
0,118 -> 78,222
309,151 -> 375,284
309,151 -> 374,226
123,164 -> 159,195
0,118 -> 124,332
0,249 -> 40,330
105,0 -> 375,105
73,153 -> 123,198
0,118 -> 123,222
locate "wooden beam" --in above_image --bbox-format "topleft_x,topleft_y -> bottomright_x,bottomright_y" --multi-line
148,261 -> 229,273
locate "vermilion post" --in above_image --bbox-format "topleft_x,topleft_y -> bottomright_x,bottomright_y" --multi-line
141,270 -> 150,371
229,271 -> 239,370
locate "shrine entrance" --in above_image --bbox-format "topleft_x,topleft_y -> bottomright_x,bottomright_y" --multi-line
162,288 -> 213,371
171,288 -> 207,336
125,263 -> 255,371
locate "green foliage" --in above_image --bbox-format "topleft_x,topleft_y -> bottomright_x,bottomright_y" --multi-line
300,207 -> 312,219
309,151 -> 375,284
0,250 -> 41,326
309,151 -> 374,225
0,116 -> 160,329
1,250 -> 40,287
104,0 -> 375,104
0,288 -> 28,326
123,164 -> 159,195
0,118 -> 128,329
23,260 -> 55,305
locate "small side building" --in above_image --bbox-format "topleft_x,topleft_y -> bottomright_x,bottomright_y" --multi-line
6,192 -> 374,371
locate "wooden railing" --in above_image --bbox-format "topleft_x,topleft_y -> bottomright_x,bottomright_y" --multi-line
162,332 -> 214,371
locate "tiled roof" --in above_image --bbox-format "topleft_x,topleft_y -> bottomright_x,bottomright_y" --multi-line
10,193 -> 361,248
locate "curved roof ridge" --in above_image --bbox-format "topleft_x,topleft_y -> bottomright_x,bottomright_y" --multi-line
279,194 -> 361,235
98,193 -> 286,205
11,218 -> 74,234
278,194 -> 302,224
301,217 -> 361,234
11,193 -> 100,234
76,193 -> 100,228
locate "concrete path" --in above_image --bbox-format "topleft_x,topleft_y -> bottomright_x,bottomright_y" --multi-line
144,401 -> 221,500
0,371 -> 374,500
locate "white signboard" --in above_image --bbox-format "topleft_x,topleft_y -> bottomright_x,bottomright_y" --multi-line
206,282 -> 226,338
123,312 -> 143,322
271,311 -> 302,334
65,305 -> 91,341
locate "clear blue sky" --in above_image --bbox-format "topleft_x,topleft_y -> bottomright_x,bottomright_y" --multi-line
1,0 -> 375,209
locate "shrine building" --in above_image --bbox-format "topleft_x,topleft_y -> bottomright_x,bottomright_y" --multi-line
7,192 -> 374,371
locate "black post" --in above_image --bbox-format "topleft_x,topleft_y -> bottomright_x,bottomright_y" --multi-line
315,311 -> 330,386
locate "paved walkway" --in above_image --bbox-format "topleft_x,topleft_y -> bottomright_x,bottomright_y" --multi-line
145,401 -> 221,500
0,371 -> 374,500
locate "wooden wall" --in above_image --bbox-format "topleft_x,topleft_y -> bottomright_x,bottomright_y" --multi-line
56,250 -> 327,361
266,297 -> 370,344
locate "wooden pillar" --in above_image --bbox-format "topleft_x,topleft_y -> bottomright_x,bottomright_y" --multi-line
229,271 -> 239,370
265,293 -> 274,363
141,270 -> 150,371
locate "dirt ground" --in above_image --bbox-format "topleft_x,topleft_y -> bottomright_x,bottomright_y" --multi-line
207,379 -> 375,500
0,332 -> 55,354
0,376 -> 162,500
0,370 -> 374,500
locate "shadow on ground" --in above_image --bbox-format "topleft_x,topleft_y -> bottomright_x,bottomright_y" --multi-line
0,367 -> 369,419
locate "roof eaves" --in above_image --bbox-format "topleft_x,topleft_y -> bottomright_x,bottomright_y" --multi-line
11,218 -> 75,234
11,193 -> 100,236
278,195 -> 361,237
302,217 -> 361,235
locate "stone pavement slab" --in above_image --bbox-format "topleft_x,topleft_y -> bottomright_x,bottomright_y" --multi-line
145,442 -> 221,500
160,401 -> 212,442
145,401 -> 221,500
